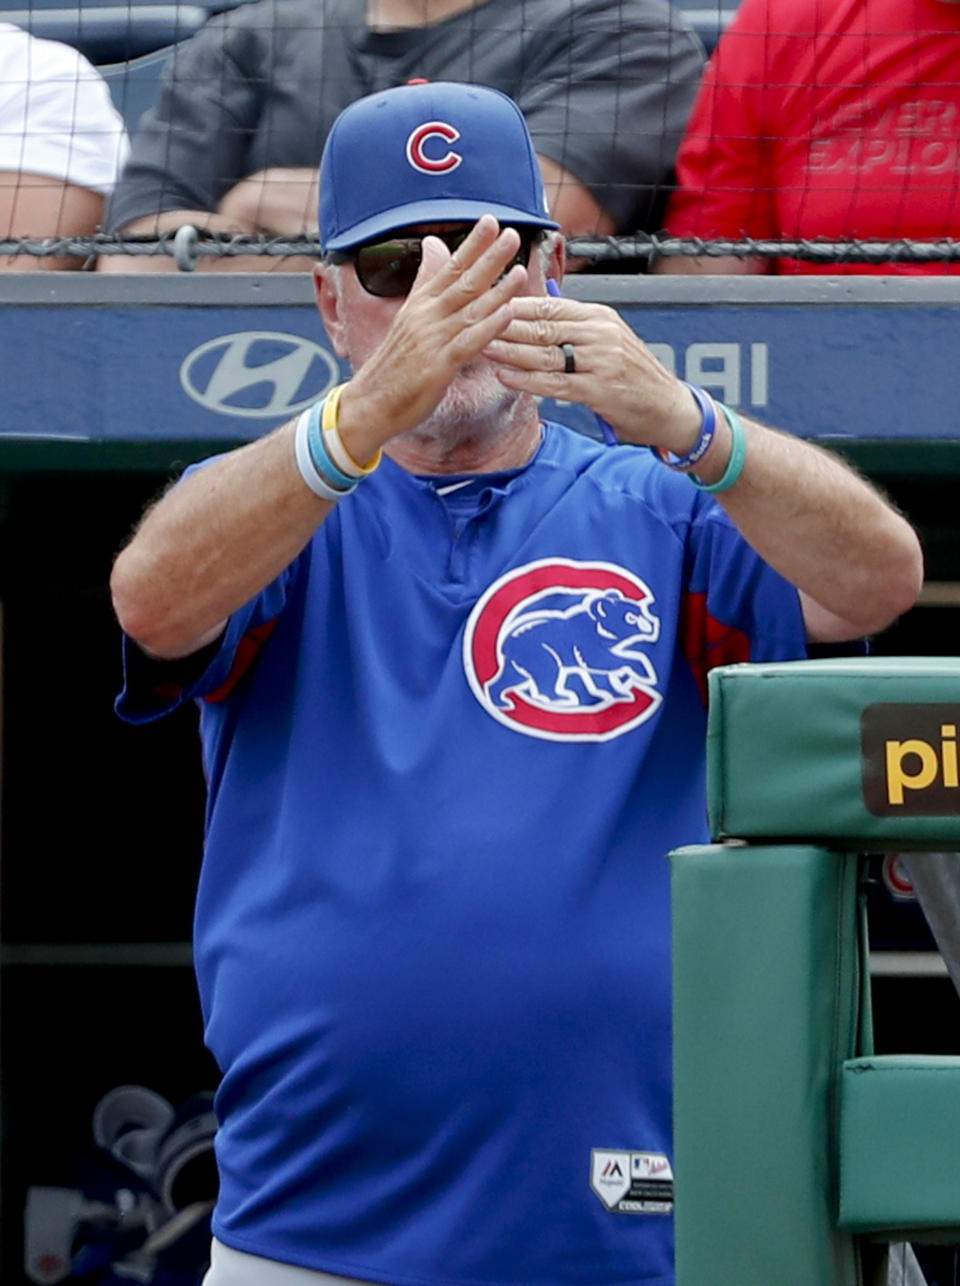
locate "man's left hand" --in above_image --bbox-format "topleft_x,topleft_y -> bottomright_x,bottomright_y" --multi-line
484,295 -> 702,454
486,294 -> 924,644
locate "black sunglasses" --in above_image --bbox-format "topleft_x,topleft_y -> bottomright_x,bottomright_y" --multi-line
329,226 -> 545,298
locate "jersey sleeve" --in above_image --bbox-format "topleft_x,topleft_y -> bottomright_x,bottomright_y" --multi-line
680,497 -> 807,702
517,0 -> 704,232
116,558 -> 304,724
104,10 -> 268,229
114,456 -> 307,723
662,0 -> 778,239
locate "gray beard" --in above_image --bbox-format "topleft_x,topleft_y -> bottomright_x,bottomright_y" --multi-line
408,360 -> 527,451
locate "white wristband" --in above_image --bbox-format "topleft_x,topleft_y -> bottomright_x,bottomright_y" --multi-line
294,410 -> 353,502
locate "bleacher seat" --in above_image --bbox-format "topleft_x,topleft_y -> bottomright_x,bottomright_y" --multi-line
4,5 -> 205,63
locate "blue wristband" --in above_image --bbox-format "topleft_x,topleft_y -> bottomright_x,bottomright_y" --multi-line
653,382 -> 718,471
306,400 -> 359,493
294,409 -> 352,501
689,402 -> 748,494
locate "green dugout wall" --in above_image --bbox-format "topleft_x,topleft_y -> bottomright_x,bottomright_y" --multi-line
672,659 -> 960,1286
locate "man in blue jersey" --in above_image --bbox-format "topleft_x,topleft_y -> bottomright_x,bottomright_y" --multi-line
112,82 -> 922,1286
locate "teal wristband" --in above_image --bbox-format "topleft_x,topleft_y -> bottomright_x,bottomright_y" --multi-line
689,402 -> 747,494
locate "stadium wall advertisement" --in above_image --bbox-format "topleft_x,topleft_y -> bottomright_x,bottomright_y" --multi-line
3,275 -> 959,445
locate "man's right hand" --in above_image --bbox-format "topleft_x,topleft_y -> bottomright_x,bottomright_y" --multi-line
336,215 -> 529,465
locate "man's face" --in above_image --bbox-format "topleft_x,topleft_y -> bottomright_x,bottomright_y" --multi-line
321,221 -> 555,443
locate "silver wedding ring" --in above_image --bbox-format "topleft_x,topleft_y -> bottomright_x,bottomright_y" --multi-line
560,343 -> 576,374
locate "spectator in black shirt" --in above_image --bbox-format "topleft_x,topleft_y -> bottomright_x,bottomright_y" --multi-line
99,0 -> 704,272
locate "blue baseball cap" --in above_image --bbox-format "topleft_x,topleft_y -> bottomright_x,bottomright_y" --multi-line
319,81 -> 559,253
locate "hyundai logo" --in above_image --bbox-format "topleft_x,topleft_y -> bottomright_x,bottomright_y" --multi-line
180,331 -> 340,418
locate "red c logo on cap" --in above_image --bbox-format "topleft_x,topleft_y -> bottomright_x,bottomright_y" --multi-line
406,121 -> 462,174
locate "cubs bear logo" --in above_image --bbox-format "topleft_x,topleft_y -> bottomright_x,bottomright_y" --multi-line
405,121 -> 463,174
463,559 -> 662,742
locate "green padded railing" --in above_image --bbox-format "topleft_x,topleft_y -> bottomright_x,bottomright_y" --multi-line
840,1056 -> 960,1236
707,657 -> 960,849
672,658 -> 960,1286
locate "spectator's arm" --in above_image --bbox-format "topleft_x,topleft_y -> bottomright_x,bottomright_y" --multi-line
0,27 -> 127,268
219,159 -> 615,251
101,166 -> 320,273
537,155 -> 615,239
96,205 -> 317,273
0,172 -> 103,270
217,166 -> 318,234
656,254 -> 766,275
101,154 -> 613,275
98,12 -> 267,272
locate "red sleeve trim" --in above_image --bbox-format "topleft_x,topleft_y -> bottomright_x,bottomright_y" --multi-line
153,680 -> 186,700
681,590 -> 751,705
202,619 -> 278,704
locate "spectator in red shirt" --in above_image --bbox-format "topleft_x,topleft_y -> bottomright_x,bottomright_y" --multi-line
658,0 -> 960,274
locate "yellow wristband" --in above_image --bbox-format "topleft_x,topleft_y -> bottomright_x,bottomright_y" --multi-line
321,382 -> 382,477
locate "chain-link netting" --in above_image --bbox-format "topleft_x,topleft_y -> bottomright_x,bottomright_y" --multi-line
7,232 -> 960,270
2,0 -> 960,271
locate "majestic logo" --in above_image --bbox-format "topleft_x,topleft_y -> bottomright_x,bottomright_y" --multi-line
406,120 -> 463,174
591,1151 -> 631,1209
180,331 -> 339,418
463,559 -> 661,742
861,703 -> 960,816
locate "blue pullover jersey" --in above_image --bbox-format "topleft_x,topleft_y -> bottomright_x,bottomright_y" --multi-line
119,422 -> 806,1286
